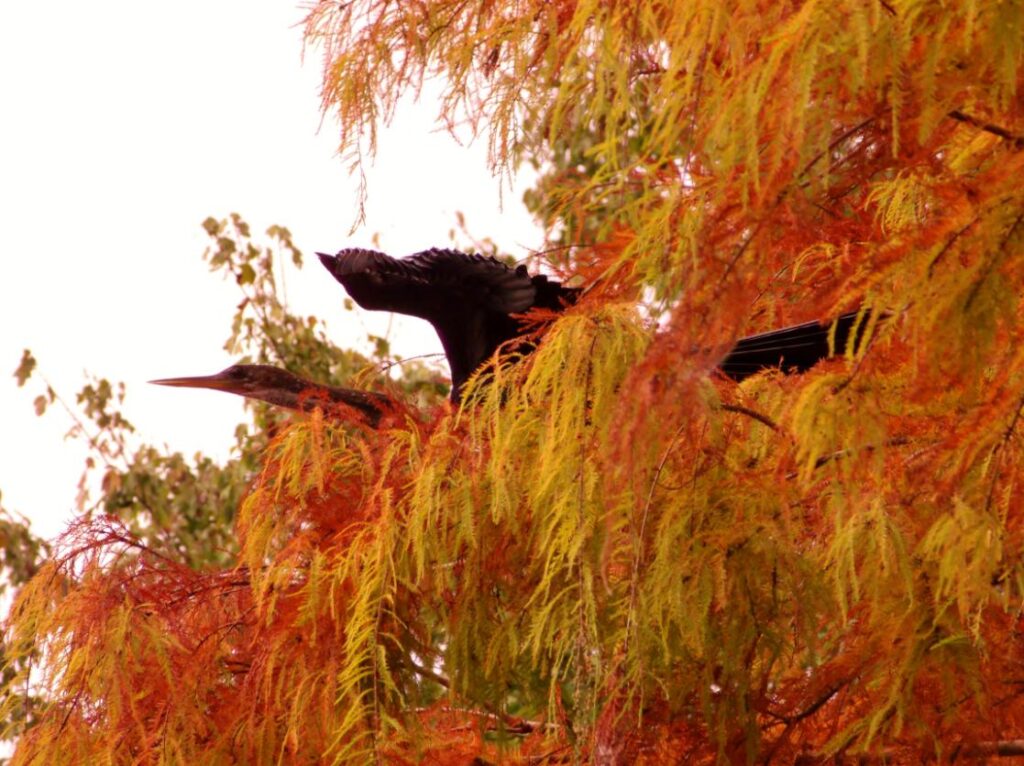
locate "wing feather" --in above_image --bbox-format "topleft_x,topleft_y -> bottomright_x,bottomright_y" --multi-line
318,248 -> 539,317
318,247 -> 577,402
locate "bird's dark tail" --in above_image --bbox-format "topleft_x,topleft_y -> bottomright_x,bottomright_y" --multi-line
719,311 -> 877,381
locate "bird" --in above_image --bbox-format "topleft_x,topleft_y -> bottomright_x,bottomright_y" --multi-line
153,250 -> 873,422
150,314 -> 873,424
318,246 -> 873,394
149,364 -> 388,427
316,248 -> 580,402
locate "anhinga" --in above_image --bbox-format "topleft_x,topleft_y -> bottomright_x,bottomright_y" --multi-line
150,364 -> 388,427
153,248 -> 873,420
318,247 -> 870,395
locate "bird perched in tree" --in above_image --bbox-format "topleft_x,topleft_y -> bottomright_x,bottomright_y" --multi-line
318,246 -> 871,397
151,307 -> 867,424
150,365 -> 388,427
153,249 -> 874,422
316,248 -> 579,402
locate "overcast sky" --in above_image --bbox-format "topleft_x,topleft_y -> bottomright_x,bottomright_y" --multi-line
0,3 -> 541,538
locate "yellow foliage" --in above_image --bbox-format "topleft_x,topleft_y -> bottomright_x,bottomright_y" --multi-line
9,0 -> 1024,763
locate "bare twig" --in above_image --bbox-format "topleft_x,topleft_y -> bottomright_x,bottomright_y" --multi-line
794,739 -> 1024,763
927,215 -> 979,277
983,388 -> 1024,513
721,403 -> 779,431
404,656 -> 450,689
784,436 -> 911,480
948,110 -> 1024,148
414,704 -> 558,735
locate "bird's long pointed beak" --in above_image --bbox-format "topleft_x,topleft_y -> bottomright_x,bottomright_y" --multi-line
149,372 -> 236,392
315,252 -> 335,270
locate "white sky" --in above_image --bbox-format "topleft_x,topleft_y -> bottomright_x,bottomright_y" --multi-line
0,2 -> 542,539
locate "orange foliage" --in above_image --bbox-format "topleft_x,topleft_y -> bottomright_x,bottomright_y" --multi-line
9,1 -> 1024,763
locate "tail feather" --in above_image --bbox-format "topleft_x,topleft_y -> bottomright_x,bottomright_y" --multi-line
719,312 -> 871,380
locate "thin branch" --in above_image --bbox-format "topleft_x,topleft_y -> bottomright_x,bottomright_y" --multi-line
719,117 -> 876,286
784,436 -> 911,479
58,686 -> 86,735
795,739 -> 1024,763
375,352 -> 447,375
411,704 -> 558,736
765,682 -> 847,727
927,215 -> 979,277
627,419 -> 690,648
798,116 -> 878,182
404,656 -> 449,689
948,110 -> 1024,149
683,26 -> 712,177
720,403 -> 779,431
36,372 -> 119,473
957,739 -> 1024,758
983,388 -> 1024,513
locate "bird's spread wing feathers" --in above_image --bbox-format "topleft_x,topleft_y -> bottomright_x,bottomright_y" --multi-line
318,247 -> 578,402
321,246 -> 872,394
320,248 -> 541,317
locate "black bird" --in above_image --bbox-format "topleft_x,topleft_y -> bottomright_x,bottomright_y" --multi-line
150,364 -> 388,426
150,316 -> 871,424
318,246 -> 871,394
153,253 -> 872,422
317,248 -> 579,402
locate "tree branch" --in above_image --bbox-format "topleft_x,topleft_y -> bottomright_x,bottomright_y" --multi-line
721,403 -> 779,431
794,740 -> 1024,763
948,110 -> 1024,149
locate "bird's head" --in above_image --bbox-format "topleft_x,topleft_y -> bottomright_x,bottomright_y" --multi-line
150,364 -> 308,407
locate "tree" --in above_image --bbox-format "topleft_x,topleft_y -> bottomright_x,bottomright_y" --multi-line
6,1 -> 1024,763
0,215 -> 445,751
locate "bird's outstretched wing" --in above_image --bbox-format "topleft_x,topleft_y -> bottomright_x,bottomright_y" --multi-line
318,248 -> 578,401
719,311 -> 867,380
317,248 -> 542,318
319,247 -> 868,397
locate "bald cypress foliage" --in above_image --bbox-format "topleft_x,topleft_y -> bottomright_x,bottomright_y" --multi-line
8,2 -> 1024,762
